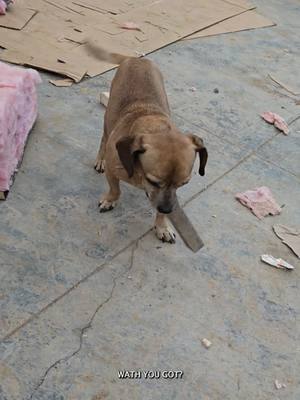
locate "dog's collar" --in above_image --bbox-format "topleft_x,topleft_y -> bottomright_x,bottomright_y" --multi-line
121,102 -> 169,120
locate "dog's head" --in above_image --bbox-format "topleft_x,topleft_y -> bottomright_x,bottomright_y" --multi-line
116,128 -> 207,214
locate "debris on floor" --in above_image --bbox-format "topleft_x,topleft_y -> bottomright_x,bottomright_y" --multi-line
274,379 -> 287,390
0,61 -> 41,200
120,22 -> 142,31
0,0 -> 12,15
273,224 -> 300,258
49,78 -> 74,87
261,111 -> 289,134
201,338 -> 212,348
184,9 -> 275,40
235,186 -> 281,219
268,73 -> 300,96
261,255 -> 294,270
100,91 -> 110,107
0,0 -> 7,15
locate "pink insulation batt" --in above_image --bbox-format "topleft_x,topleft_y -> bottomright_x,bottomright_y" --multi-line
0,61 -> 41,193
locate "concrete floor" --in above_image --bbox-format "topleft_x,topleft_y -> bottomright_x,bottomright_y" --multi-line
1,0 -> 300,399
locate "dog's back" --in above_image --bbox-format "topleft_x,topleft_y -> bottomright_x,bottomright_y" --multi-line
85,42 -> 170,132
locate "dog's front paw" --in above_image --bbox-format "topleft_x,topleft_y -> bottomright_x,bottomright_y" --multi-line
94,159 -> 105,173
155,221 -> 176,244
98,199 -> 115,212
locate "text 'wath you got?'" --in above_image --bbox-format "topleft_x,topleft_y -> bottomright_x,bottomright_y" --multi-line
118,370 -> 184,379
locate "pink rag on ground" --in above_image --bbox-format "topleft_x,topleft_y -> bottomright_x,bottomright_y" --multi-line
0,0 -> 7,14
120,22 -> 142,31
0,61 -> 41,193
261,112 -> 289,135
235,186 -> 281,219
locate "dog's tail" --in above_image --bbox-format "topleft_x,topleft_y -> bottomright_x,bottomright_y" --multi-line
84,41 -> 134,65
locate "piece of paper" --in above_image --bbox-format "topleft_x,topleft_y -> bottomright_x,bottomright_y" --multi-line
273,225 -> 300,259
261,255 -> 294,270
235,186 -> 281,219
100,91 -> 110,107
269,73 -> 300,96
261,111 -> 289,135
120,22 -> 142,31
0,6 -> 36,30
184,10 -> 275,40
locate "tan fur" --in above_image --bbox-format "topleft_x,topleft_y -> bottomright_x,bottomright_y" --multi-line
87,42 -> 208,244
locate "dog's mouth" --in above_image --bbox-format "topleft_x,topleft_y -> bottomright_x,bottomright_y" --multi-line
157,205 -> 173,214
145,192 -> 174,214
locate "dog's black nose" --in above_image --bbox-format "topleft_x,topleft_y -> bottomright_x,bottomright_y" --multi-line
157,205 -> 173,214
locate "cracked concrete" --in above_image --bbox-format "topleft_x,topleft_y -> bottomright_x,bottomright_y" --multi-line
28,241 -> 139,400
0,0 -> 300,399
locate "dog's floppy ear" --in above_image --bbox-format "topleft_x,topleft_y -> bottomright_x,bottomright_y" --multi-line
116,136 -> 145,178
188,134 -> 208,176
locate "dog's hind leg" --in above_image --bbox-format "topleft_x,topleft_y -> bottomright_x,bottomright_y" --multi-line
98,170 -> 121,212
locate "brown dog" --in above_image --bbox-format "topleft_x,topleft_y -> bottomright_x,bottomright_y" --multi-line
86,43 -> 208,243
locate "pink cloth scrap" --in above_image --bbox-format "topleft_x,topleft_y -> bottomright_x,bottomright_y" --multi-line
0,0 -> 14,15
0,61 -> 41,193
120,22 -> 142,31
0,0 -> 7,14
235,186 -> 281,219
261,112 -> 289,135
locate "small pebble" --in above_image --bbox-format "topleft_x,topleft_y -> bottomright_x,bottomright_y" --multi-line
274,380 -> 286,390
201,338 -> 212,349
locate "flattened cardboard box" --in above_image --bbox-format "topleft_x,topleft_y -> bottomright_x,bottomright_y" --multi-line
0,0 -> 271,82
0,6 -> 36,30
185,10 -> 275,40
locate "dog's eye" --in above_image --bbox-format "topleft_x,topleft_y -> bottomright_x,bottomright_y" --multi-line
146,178 -> 161,188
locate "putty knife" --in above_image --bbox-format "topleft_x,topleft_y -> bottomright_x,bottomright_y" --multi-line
169,197 -> 204,252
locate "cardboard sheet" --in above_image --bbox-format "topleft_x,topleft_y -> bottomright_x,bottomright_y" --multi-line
0,0 -> 272,82
185,10 -> 275,40
221,0 -> 254,9
0,29 -> 87,81
49,78 -> 74,87
0,6 -> 36,30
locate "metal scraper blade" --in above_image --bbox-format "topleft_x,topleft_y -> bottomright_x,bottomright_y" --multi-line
169,197 -> 204,252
